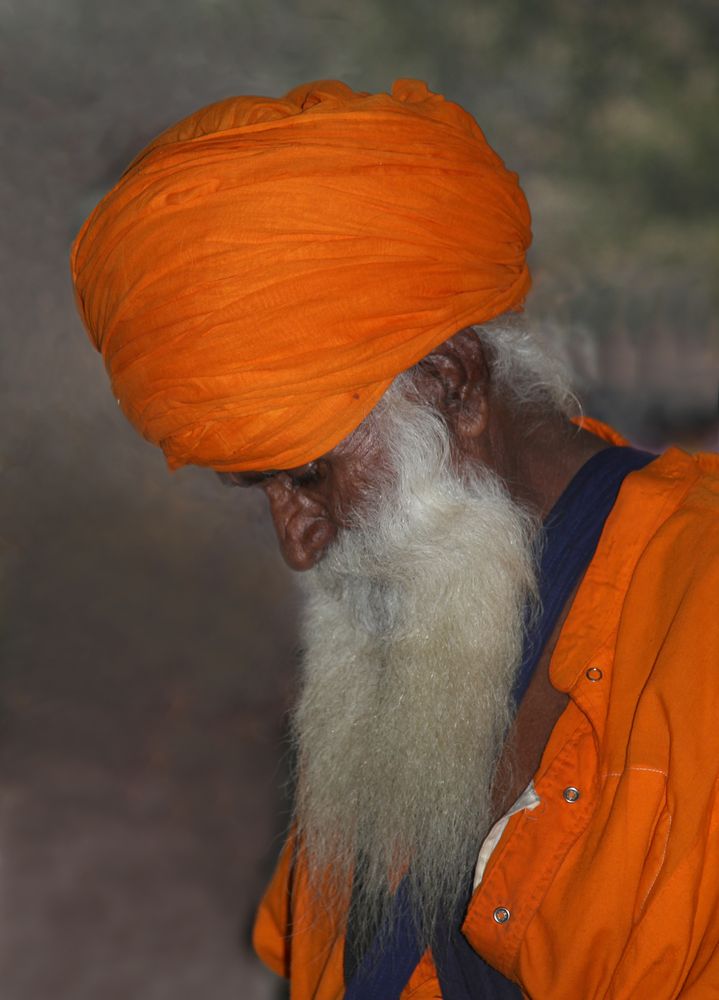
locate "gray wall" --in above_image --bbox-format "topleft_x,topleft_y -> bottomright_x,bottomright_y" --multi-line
1,2 -> 717,997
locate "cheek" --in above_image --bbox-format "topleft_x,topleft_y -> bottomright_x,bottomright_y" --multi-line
322,425 -> 392,523
332,469 -> 387,526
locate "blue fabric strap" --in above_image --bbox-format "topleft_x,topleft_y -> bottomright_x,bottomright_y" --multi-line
512,444 -> 656,708
433,445 -> 655,998
344,879 -> 424,1000
344,445 -> 655,999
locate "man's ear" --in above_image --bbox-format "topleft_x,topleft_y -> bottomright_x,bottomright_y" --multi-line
413,328 -> 491,443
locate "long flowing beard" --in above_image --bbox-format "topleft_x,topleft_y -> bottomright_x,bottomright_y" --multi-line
290,386 -> 540,954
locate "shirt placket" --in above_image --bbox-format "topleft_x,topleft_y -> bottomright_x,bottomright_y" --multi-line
461,656 -> 612,981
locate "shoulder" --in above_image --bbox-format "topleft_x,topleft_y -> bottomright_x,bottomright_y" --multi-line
612,446 -> 719,594
630,447 -> 719,610
606,447 -> 719,778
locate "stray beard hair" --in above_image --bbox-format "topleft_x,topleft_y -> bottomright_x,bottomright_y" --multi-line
291,379 -> 540,955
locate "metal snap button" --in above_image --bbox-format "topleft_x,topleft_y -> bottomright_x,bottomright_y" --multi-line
493,906 -> 511,924
563,786 -> 581,803
586,666 -> 603,682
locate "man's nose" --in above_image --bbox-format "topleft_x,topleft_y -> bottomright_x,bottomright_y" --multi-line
263,477 -> 337,571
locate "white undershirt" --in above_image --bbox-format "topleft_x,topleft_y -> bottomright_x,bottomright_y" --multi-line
473,781 -> 541,889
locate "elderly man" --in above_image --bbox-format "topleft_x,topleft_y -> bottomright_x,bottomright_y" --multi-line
71,81 -> 719,998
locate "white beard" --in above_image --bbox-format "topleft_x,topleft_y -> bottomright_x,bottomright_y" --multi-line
291,383 -> 540,952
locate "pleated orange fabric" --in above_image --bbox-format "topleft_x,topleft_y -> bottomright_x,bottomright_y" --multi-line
70,79 -> 531,471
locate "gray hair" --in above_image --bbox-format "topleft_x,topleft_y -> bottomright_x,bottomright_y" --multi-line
350,313 -> 578,457
471,313 -> 577,417
396,313 -> 577,419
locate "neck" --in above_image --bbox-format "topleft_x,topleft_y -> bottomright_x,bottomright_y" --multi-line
482,406 -> 611,520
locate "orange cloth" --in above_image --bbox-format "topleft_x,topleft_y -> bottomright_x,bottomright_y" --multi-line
70,79 -> 531,472
253,427 -> 719,998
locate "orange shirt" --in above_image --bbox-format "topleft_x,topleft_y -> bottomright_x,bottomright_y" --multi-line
254,431 -> 719,998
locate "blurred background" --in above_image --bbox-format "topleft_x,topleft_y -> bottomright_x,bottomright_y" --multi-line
1,1 -> 717,997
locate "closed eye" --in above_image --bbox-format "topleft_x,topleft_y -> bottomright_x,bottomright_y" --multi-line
289,462 -> 323,488
217,462 -> 325,490
217,471 -> 276,488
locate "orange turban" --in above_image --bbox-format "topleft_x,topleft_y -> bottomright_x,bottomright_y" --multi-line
71,79 -> 531,471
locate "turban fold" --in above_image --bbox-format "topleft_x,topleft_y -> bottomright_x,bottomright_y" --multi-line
71,79 -> 532,471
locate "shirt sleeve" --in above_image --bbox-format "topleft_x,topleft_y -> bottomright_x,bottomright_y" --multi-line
252,834 -> 295,979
